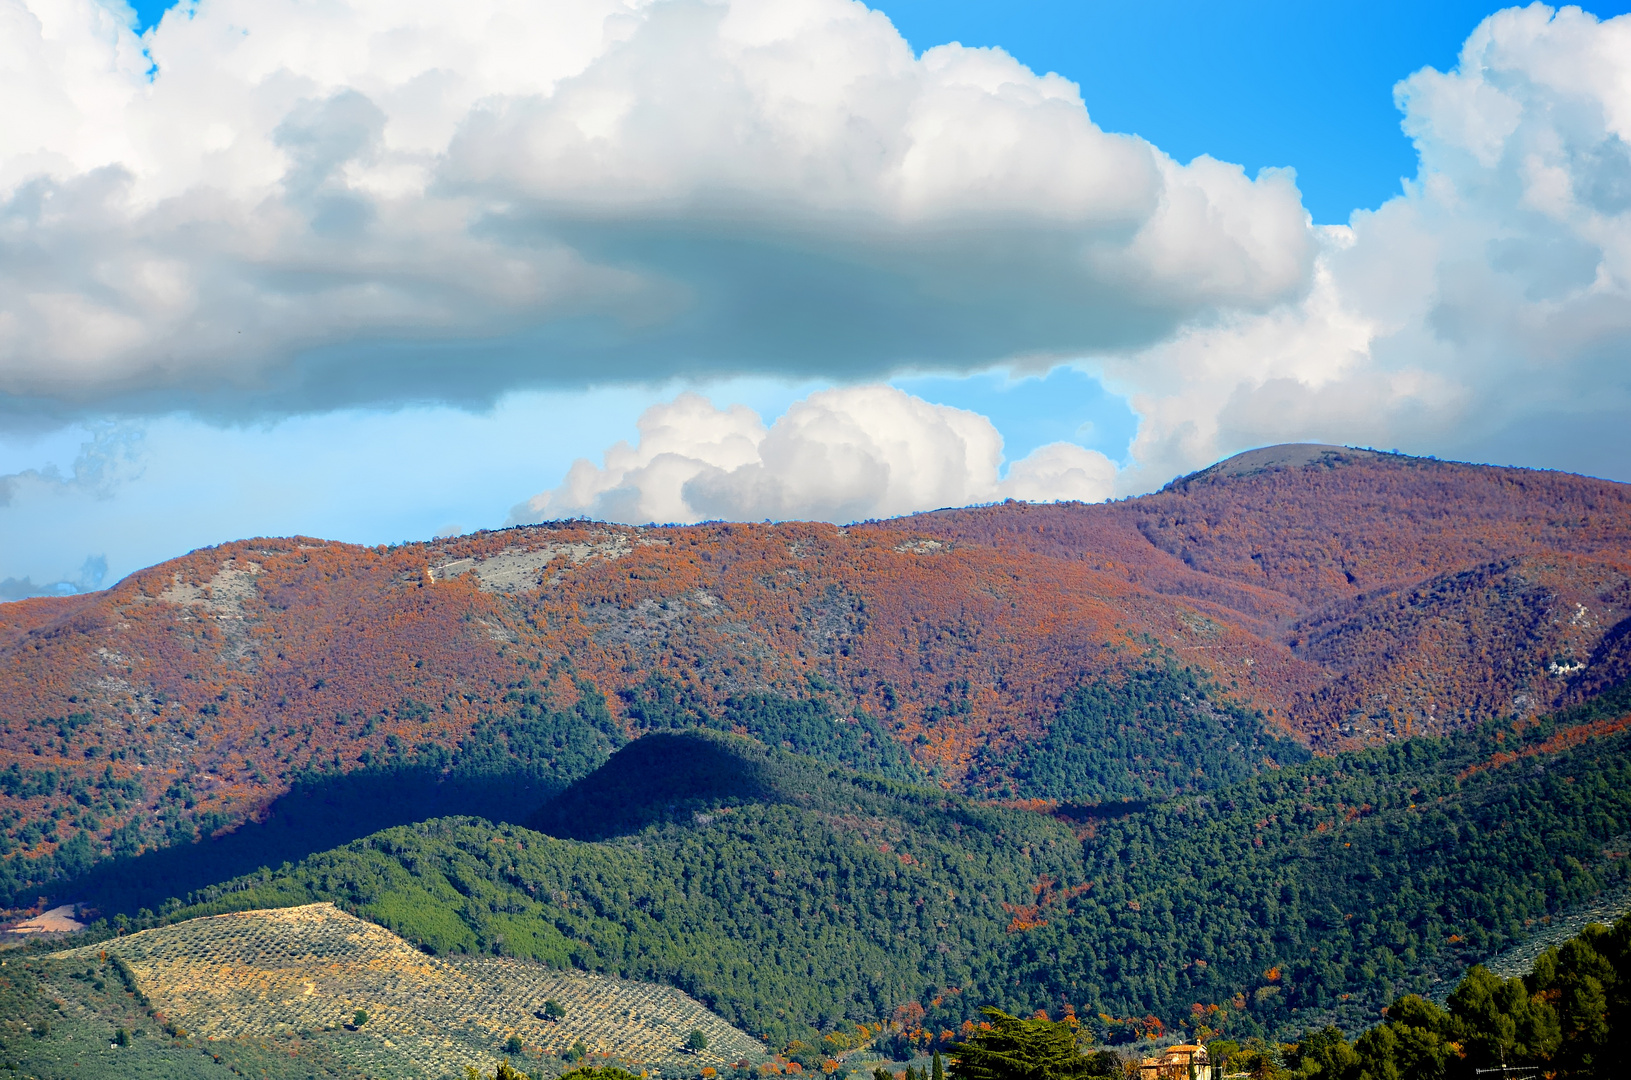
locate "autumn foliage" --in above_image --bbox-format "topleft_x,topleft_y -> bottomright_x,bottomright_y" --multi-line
2,446 -> 1629,903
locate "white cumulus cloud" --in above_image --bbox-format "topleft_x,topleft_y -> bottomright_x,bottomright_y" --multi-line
10,0 -> 1631,522
0,0 -> 1313,416
508,385 -> 1115,525
1103,3 -> 1631,489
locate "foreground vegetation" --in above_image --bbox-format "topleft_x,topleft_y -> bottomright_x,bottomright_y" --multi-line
1206,909 -> 1631,1079
34,677 -> 1622,1055
8,911 -> 1629,1079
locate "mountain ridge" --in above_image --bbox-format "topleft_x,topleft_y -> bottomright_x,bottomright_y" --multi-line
2,445 -> 1628,909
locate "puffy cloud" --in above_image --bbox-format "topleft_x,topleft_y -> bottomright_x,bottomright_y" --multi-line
0,423 -> 144,506
997,439 -> 1118,503
0,0 -> 1313,416
508,385 -> 1115,524
1104,4 -> 1631,489
12,0 -> 1631,514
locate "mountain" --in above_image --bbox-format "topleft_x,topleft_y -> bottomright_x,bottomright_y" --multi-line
2,445 -> 1629,909
917,444 -> 1631,740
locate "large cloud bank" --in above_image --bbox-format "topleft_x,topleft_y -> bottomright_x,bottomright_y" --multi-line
7,0 -> 1631,521
0,0 -> 1309,415
508,385 -> 1115,524
1108,4 -> 1631,487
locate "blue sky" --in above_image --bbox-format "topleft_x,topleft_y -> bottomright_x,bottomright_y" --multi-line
877,0 -> 1585,224
5,0 -> 1631,596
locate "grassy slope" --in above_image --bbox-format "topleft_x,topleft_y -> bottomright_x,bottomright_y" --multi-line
0,951 -> 361,1080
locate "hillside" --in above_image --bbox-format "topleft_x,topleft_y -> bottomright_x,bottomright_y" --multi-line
2,445 -> 1629,908
0,949 -> 361,1080
915,445 -> 1631,741
69,903 -> 761,1076
75,684 -> 1631,1050
1198,909 -> 1631,1080
1,903 -> 759,1080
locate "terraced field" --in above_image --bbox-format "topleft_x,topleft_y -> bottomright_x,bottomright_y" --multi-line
61,903 -> 764,1078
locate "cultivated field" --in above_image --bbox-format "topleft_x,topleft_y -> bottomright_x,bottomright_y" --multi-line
61,903 -> 764,1078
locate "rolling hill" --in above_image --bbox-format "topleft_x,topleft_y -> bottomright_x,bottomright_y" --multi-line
1,902 -> 760,1080
59,902 -> 761,1076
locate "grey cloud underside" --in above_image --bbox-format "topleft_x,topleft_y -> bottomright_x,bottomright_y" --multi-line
5,212 -> 1202,420
1453,407 -> 1631,485
3,0 -> 1318,421
349,220 -> 1181,383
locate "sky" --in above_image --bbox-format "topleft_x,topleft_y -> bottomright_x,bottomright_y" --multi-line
4,0 -> 1631,597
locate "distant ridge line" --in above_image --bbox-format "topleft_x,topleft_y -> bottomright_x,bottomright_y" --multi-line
1162,443 -> 1390,491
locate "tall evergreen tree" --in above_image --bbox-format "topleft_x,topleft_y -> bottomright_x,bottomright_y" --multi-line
947,1009 -> 1099,1080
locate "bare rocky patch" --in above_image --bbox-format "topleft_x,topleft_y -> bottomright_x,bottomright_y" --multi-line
428,533 -> 635,593
157,559 -> 264,667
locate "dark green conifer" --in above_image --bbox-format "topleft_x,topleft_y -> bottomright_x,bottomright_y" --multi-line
947,1009 -> 1099,1080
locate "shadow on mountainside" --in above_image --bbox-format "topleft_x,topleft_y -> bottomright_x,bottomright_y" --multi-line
59,763 -> 563,918
61,728 -> 846,916
528,730 -> 805,841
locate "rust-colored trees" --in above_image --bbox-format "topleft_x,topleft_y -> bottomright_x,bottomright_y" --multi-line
2,450 -> 1629,905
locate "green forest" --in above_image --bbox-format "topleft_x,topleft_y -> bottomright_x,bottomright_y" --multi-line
990,665 -> 1311,802
0,668 -> 927,908
7,904 -> 1630,1079
38,674 -> 1631,1057
1204,909 -> 1631,1078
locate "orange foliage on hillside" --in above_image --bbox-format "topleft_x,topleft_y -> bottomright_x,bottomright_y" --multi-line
1002,875 -> 1093,932
1459,712 -> 1631,778
1,446 -> 1629,885
904,447 -> 1631,743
